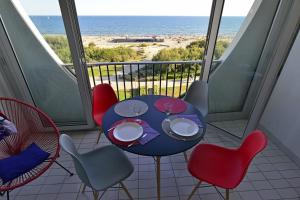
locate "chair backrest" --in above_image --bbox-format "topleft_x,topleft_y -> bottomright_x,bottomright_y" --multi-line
59,134 -> 91,187
238,130 -> 267,170
0,97 -> 60,191
92,84 -> 118,118
184,80 -> 208,117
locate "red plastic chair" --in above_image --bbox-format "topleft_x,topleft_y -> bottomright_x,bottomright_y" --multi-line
0,97 -> 73,200
92,84 -> 118,143
187,130 -> 267,200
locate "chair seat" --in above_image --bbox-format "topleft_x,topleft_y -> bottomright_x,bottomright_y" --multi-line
188,144 -> 244,189
81,145 -> 133,191
93,113 -> 104,126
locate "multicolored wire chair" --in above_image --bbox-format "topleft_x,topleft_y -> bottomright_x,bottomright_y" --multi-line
0,97 -> 72,200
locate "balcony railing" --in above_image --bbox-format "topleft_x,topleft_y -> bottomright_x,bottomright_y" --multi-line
64,60 -> 220,100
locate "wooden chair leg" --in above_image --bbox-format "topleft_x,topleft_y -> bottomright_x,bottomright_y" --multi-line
120,182 -> 133,200
187,181 -> 201,200
183,151 -> 189,162
80,183 -> 86,193
226,189 -> 230,200
96,129 -> 102,144
92,190 -> 99,200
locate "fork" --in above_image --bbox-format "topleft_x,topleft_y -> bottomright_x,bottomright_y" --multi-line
127,134 -> 147,147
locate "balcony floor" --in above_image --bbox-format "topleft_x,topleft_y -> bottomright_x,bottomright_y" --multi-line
6,125 -> 300,200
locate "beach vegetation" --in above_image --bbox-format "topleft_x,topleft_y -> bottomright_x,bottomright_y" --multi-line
45,36 -> 230,65
117,85 -> 184,100
44,35 -> 141,63
87,65 -> 122,77
44,35 -> 230,82
214,40 -> 230,59
88,42 -> 96,48
152,47 -> 190,61
152,38 -> 229,62
138,43 -> 149,47
44,35 -> 72,63
152,40 -> 205,62
84,45 -> 140,62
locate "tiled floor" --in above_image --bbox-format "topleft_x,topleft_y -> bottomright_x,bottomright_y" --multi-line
210,120 -> 248,138
4,125 -> 300,200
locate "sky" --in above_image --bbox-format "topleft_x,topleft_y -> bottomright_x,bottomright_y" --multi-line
20,0 -> 255,16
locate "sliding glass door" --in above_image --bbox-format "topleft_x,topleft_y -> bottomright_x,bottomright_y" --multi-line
0,0 -> 91,129
207,0 -> 280,137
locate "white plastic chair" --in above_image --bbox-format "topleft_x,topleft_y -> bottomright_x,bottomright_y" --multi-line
182,81 -> 208,162
59,134 -> 134,200
183,80 -> 208,118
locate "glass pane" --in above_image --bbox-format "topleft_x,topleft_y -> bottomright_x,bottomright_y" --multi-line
208,0 -> 279,137
74,0 -> 212,100
0,0 -> 87,126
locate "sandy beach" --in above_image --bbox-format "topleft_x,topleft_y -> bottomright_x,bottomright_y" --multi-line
81,35 -> 207,60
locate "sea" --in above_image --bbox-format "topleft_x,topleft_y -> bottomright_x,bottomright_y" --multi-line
30,16 -> 244,36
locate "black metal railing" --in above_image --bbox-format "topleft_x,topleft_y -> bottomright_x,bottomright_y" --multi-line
64,60 -> 207,100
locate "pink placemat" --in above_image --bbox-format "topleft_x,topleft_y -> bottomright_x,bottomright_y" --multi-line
154,97 -> 187,114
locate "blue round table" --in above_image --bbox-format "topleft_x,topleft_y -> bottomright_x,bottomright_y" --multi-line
102,95 -> 206,200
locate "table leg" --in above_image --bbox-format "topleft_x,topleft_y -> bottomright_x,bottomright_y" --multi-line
156,156 -> 161,200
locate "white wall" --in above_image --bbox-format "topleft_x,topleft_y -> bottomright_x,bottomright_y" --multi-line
259,30 -> 300,160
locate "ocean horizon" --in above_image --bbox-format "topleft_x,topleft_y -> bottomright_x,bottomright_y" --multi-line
30,16 -> 244,36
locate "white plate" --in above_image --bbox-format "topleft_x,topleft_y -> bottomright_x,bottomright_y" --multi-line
114,100 -> 148,117
113,122 -> 143,142
169,118 -> 199,137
